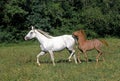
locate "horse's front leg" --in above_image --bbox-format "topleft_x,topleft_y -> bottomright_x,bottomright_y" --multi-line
48,50 -> 55,66
83,51 -> 88,62
77,52 -> 82,63
37,51 -> 45,66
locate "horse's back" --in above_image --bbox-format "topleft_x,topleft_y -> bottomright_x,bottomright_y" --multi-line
93,39 -> 103,48
47,35 -> 75,51
62,35 -> 75,48
83,39 -> 102,50
55,35 -> 75,45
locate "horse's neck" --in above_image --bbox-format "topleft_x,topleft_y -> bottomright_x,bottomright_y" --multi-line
35,31 -> 49,44
78,36 -> 86,45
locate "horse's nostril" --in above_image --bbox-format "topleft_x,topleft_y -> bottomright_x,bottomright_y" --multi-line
24,37 -> 29,40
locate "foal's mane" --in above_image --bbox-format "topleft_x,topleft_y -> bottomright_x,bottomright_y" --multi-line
80,30 -> 86,39
37,29 -> 53,39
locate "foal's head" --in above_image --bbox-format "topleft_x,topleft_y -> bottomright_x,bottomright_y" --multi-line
73,30 -> 85,37
73,30 -> 86,41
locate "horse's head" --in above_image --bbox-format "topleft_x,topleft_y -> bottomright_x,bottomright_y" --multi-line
73,30 -> 86,39
73,30 -> 81,37
24,26 -> 36,40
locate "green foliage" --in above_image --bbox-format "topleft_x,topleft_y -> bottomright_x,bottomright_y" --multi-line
2,0 -> 27,23
0,0 -> 120,42
0,0 -> 28,42
26,0 -> 50,31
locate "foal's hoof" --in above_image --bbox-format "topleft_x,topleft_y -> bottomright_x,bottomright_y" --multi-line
78,60 -> 82,63
96,59 -> 99,63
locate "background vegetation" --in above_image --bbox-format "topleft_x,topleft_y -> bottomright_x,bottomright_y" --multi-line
0,0 -> 120,43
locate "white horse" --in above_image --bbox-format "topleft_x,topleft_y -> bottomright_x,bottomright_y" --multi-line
24,26 -> 77,66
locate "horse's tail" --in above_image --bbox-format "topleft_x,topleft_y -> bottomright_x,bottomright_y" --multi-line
72,35 -> 78,45
72,35 -> 79,50
100,39 -> 108,47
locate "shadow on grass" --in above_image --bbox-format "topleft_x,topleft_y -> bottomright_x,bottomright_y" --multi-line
39,59 -> 70,64
25,58 -> 104,66
38,58 -> 104,64
79,59 -> 104,63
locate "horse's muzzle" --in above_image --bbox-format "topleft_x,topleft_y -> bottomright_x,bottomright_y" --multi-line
24,37 -> 29,40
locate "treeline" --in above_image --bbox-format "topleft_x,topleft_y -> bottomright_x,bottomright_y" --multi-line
0,0 -> 120,43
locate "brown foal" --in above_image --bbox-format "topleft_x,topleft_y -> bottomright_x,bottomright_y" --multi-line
73,30 -> 108,63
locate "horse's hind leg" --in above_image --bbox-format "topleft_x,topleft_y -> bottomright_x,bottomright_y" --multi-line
68,49 -> 77,64
96,48 -> 103,62
73,54 -> 78,64
68,50 -> 74,61
49,50 -> 55,66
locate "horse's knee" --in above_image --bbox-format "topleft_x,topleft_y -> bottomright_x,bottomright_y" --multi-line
37,52 -> 45,58
69,49 -> 75,53
72,50 -> 75,53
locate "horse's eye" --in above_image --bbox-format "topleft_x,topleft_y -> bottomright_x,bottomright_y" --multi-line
30,32 -> 33,34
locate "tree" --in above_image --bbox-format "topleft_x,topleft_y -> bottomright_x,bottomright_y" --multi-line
0,0 -> 28,42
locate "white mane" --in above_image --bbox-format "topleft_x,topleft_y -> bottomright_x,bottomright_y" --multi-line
37,29 -> 53,39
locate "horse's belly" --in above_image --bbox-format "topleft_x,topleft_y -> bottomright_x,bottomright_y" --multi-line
52,43 -> 66,51
41,42 -> 66,51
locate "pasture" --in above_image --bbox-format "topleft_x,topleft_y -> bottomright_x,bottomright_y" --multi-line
0,38 -> 120,81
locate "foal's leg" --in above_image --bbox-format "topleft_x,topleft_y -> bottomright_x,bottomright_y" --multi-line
37,51 -> 45,66
48,50 -> 55,66
96,48 -> 102,62
83,51 -> 88,62
77,52 -> 82,63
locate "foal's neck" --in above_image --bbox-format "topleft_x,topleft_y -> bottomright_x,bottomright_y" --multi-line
78,36 -> 86,44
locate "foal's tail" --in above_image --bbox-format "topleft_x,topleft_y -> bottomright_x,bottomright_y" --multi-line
100,39 -> 108,47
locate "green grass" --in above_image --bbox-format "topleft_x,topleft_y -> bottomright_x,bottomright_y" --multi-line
0,38 -> 120,81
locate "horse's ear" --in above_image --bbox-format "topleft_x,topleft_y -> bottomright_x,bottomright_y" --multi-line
79,30 -> 83,33
81,30 -> 84,33
81,30 -> 86,37
31,26 -> 35,30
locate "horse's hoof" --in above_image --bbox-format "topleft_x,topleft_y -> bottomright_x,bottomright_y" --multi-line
53,64 -> 56,66
96,59 -> 98,62
69,60 -> 72,62
78,60 -> 82,63
37,63 -> 41,66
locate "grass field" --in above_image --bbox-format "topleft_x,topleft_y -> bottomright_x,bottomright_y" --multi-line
0,38 -> 120,81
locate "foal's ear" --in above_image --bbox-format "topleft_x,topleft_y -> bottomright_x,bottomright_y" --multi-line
81,30 -> 84,32
79,30 -> 84,34
31,26 -> 35,30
